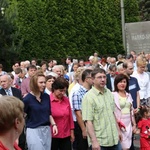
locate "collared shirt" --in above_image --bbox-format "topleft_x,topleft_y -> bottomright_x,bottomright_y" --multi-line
68,63 -> 73,73
5,88 -> 12,96
44,88 -> 51,95
23,93 -> 51,128
110,75 -> 115,91
21,78 -> 30,96
69,83 -> 81,121
50,93 -> 74,138
72,85 -> 87,111
82,86 -> 119,147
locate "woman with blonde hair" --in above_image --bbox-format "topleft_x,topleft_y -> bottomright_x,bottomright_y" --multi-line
0,96 -> 24,150
132,56 -> 150,105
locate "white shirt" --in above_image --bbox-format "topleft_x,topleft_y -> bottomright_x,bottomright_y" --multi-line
68,63 -> 73,73
45,88 -> 51,95
69,83 -> 80,121
110,75 -> 115,91
132,71 -> 150,99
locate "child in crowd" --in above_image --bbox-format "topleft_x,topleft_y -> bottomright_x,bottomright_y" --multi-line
135,105 -> 150,150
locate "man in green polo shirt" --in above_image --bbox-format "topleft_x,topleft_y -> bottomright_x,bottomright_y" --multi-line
82,68 -> 122,150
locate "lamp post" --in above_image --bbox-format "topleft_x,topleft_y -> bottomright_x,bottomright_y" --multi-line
120,0 -> 126,53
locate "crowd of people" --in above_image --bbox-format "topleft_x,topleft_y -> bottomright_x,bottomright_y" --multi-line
0,51 -> 150,150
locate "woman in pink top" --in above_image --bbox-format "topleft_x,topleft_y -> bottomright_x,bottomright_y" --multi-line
50,77 -> 74,150
112,74 -> 136,150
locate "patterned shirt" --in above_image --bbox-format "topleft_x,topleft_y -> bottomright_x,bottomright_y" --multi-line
82,86 -> 119,147
72,85 -> 88,111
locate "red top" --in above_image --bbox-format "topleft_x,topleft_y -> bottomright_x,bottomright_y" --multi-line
138,118 -> 150,149
0,141 -> 21,150
50,93 -> 74,138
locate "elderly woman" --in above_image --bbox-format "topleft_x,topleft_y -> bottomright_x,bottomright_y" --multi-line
50,77 -> 74,150
23,71 -> 58,150
0,96 -> 24,150
132,56 -> 150,105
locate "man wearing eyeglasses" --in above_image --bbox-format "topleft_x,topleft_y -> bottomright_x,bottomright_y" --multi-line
82,68 -> 122,150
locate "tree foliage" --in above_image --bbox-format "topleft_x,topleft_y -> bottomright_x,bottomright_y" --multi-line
0,0 -> 139,70
139,0 -> 150,20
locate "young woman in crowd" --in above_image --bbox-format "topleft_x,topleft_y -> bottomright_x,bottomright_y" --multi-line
0,96 -> 24,150
112,74 -> 136,150
40,61 -> 48,76
50,77 -> 74,150
69,63 -> 79,84
45,75 -> 55,95
23,71 -> 58,150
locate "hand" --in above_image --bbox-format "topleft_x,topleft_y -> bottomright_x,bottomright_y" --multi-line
133,108 -> 139,114
70,130 -> 75,143
132,125 -> 137,133
92,140 -> 100,150
118,131 -> 123,142
82,129 -> 87,139
52,125 -> 58,136
133,127 -> 140,134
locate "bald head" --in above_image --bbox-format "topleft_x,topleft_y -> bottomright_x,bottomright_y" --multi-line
125,61 -> 134,76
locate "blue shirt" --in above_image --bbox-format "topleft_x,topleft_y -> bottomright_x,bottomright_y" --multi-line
23,93 -> 51,128
129,76 -> 140,109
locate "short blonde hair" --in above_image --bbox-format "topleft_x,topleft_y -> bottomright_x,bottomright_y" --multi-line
74,67 -> 85,81
117,63 -> 123,72
0,96 -> 24,134
136,56 -> 147,67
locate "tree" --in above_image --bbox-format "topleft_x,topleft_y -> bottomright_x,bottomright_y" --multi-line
125,0 -> 140,22
1,0 -> 140,69
139,0 -> 150,20
0,0 -> 19,71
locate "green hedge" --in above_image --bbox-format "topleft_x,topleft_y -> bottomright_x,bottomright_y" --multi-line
0,0 -> 139,70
